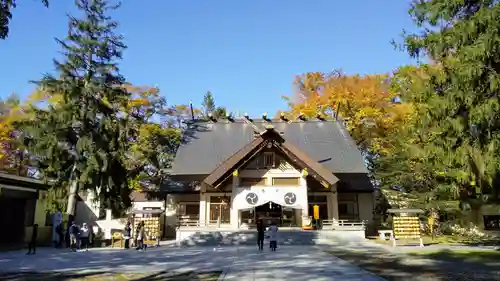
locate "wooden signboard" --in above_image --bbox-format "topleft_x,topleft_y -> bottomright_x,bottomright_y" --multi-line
392,216 -> 421,239
135,216 -> 161,242
130,209 -> 164,247
392,216 -> 423,247
388,209 -> 424,248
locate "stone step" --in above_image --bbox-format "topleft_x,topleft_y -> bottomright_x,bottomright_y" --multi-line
176,230 -> 353,247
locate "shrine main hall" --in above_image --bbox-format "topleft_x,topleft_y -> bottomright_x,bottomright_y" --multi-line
166,113 -> 374,232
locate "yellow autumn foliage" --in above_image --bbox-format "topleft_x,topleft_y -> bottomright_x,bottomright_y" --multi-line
281,70 -> 414,156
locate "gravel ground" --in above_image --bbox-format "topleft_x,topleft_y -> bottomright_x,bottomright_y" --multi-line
0,271 -> 222,281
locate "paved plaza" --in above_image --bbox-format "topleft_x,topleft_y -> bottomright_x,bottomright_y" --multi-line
0,244 -> 385,281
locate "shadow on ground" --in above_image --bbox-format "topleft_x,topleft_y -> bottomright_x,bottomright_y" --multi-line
177,229 -> 362,247
327,247 -> 500,281
0,270 -> 222,281
0,247 -> 233,275
0,244 -> 379,281
178,229 -> 321,247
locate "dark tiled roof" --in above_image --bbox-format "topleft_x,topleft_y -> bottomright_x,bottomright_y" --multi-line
171,119 -> 368,176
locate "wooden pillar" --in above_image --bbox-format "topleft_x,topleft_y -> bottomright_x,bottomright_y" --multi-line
230,170 -> 239,228
199,184 -> 207,226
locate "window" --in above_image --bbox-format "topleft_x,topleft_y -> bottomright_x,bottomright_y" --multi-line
240,177 -> 266,186
338,193 -> 359,220
240,209 -> 255,225
272,177 -> 300,186
177,203 -> 200,219
209,196 -> 230,224
264,152 -> 275,168
484,215 -> 500,230
338,203 -> 359,220
185,205 -> 199,216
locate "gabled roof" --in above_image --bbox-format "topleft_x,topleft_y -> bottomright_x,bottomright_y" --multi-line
171,119 -> 368,176
203,126 -> 339,188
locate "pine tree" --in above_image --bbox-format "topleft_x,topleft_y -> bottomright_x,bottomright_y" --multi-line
0,0 -> 49,39
202,91 -> 215,117
19,0 -> 136,217
386,1 -> 500,220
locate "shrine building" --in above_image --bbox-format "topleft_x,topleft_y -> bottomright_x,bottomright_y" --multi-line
167,114 -> 375,232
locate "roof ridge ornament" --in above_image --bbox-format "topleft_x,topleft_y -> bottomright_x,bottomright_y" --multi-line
259,124 -> 275,135
242,113 -> 262,133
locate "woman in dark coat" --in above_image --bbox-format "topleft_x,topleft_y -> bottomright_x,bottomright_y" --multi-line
123,222 -> 132,249
256,219 -> 265,251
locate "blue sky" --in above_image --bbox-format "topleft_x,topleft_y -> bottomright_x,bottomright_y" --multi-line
0,0 -> 417,117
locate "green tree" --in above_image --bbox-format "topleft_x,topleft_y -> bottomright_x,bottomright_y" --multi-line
123,85 -> 182,194
202,91 -> 215,117
213,106 -> 228,119
18,0 -> 136,218
201,91 -> 230,120
0,0 -> 49,39
380,0 -> 500,225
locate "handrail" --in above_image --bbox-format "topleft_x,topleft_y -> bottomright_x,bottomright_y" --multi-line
176,219 -> 224,228
322,219 -> 366,229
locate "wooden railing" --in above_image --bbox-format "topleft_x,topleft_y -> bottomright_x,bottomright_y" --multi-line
322,219 -> 366,230
177,218 -> 365,230
177,218 -> 228,228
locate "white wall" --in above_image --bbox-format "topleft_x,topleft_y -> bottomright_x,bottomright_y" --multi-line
75,191 -> 100,227
133,201 -> 164,210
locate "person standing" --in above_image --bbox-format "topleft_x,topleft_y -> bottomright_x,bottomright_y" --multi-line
79,223 -> 90,251
27,224 -> 38,255
268,221 -> 278,251
256,219 -> 265,251
55,222 -> 64,248
135,222 -> 144,251
69,221 -> 80,252
123,222 -> 132,249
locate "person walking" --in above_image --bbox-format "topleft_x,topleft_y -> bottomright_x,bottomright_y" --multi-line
79,223 -> 90,251
256,219 -> 265,251
268,221 -> 279,251
27,224 -> 38,255
123,221 -> 132,249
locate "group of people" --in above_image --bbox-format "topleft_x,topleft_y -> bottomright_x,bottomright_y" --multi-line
256,219 -> 278,252
68,221 -> 92,252
26,221 -> 92,255
123,221 -> 148,251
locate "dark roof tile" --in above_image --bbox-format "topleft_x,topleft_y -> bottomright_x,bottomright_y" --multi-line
171,119 -> 368,175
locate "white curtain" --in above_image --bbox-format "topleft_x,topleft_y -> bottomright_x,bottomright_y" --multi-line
232,186 -> 307,211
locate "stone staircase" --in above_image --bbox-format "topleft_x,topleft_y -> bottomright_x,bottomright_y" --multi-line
176,229 -> 363,247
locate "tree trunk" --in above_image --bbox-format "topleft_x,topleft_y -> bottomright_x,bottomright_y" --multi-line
66,164 -> 78,222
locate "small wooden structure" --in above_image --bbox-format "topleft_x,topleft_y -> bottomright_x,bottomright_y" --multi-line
387,208 -> 424,248
129,209 -> 164,247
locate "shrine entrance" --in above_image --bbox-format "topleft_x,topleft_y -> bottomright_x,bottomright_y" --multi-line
250,201 -> 297,227
255,201 -> 282,225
